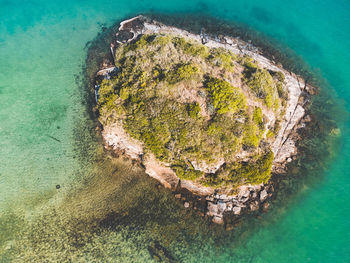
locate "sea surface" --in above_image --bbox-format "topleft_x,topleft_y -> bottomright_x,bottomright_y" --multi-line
0,0 -> 349,262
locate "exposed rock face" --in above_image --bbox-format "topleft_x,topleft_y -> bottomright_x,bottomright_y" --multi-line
98,15 -> 315,225
190,159 -> 225,174
143,154 -> 179,190
102,121 -> 143,160
180,180 -> 214,196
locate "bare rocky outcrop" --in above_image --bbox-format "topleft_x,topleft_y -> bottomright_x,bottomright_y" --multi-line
102,121 -> 143,160
97,16 -> 315,226
143,154 -> 179,190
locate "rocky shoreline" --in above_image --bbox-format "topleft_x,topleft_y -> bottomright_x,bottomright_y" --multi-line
93,15 -> 316,227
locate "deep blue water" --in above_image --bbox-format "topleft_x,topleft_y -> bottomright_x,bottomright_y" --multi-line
0,0 -> 349,262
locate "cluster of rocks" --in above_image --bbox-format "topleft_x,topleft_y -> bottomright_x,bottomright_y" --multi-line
174,184 -> 273,226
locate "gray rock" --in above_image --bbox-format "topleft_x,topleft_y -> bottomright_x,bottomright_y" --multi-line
241,189 -> 250,197
250,201 -> 259,211
239,196 -> 249,203
212,216 -> 224,224
262,202 -> 270,212
251,191 -> 257,199
260,190 -> 268,201
219,194 -> 227,199
224,37 -> 233,45
217,202 -> 227,213
207,202 -> 218,217
206,195 -> 214,202
232,200 -> 240,208
232,206 -> 241,215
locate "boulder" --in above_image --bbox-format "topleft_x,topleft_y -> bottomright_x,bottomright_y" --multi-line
207,202 -> 218,217
217,202 -> 227,213
232,206 -> 241,215
250,201 -> 259,211
260,190 -> 268,202
212,216 -> 224,224
262,202 -> 270,212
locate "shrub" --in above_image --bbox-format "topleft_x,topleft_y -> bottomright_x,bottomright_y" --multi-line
277,81 -> 288,100
171,165 -> 204,180
142,131 -> 169,160
124,34 -> 154,52
184,43 -> 209,58
170,159 -> 204,180
243,124 -> 260,149
202,173 -> 223,187
186,102 -> 201,119
204,76 -> 247,115
172,37 -> 209,58
97,79 -> 114,104
241,56 -> 258,77
253,107 -> 264,130
208,48 -> 236,72
119,87 -> 130,100
166,63 -> 199,84
246,68 -> 281,109
152,34 -> 172,46
229,150 -> 274,185
266,129 -> 275,139
271,70 -> 285,82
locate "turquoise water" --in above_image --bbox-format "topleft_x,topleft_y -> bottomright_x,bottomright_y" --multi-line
0,0 -> 349,262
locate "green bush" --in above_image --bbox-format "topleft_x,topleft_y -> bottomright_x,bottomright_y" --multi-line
152,34 -> 172,46
202,173 -> 223,187
244,68 -> 281,110
229,151 -> 274,185
208,48 -> 236,72
172,36 -> 208,57
266,129 -> 275,139
166,63 -> 199,84
243,124 -> 260,149
205,76 -> 247,115
119,87 -> 130,100
186,102 -> 201,119
171,165 -> 204,180
253,107 -> 264,130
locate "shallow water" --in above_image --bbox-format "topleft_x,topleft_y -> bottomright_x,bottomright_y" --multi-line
0,0 -> 349,262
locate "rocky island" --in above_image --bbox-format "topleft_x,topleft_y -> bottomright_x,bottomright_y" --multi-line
93,16 -> 315,226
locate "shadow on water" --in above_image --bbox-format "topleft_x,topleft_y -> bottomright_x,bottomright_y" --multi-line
1,13 -> 346,263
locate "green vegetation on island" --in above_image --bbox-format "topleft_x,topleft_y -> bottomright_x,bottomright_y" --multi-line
97,34 -> 287,188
